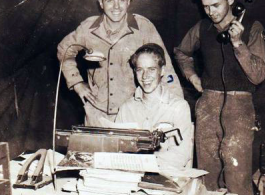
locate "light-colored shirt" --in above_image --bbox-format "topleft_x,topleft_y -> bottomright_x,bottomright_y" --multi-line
57,13 -> 183,117
174,20 -> 265,85
115,86 -> 193,169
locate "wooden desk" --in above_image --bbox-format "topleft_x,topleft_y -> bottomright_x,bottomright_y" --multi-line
0,142 -> 11,195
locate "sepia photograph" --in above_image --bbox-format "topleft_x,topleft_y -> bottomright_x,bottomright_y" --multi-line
0,0 -> 265,194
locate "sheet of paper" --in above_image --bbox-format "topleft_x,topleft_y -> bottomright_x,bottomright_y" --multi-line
159,165 -> 208,179
94,152 -> 160,173
80,168 -> 144,182
77,178 -> 133,195
0,164 -> 3,179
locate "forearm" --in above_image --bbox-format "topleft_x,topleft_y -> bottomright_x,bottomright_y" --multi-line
233,21 -> 265,85
174,21 -> 201,81
174,48 -> 197,80
234,43 -> 265,85
57,30 -> 85,89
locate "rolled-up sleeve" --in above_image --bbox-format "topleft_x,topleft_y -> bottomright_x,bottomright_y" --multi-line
234,21 -> 265,85
57,24 -> 86,89
174,21 -> 201,80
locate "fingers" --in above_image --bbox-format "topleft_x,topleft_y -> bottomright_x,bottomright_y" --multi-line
73,82 -> 97,105
82,92 -> 96,105
189,74 -> 203,92
228,20 -> 244,40
194,84 -> 203,93
230,20 -> 244,32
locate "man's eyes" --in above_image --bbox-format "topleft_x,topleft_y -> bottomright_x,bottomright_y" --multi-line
204,3 -> 219,9
149,68 -> 157,71
136,68 -> 157,72
105,0 -> 127,2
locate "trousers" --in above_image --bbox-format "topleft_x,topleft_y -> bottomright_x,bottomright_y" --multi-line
195,90 -> 255,195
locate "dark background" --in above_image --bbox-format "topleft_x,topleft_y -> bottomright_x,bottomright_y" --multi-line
0,0 -> 264,173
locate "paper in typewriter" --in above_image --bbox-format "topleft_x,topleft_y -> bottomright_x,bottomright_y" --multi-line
94,152 -> 160,173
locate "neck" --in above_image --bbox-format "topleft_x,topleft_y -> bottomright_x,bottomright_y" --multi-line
142,85 -> 163,103
104,15 -> 127,31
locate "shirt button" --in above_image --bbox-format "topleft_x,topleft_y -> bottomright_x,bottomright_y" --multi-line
110,78 -> 113,81
110,63 -> 113,65
110,108 -> 112,111
110,93 -> 113,96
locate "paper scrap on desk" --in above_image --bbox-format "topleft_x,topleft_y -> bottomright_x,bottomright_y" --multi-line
99,117 -> 140,129
0,165 -> 3,179
80,168 -> 144,182
94,152 -> 160,173
159,166 -> 208,179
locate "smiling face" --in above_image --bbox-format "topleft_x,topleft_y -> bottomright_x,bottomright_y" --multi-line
99,0 -> 130,23
202,0 -> 234,25
135,53 -> 164,94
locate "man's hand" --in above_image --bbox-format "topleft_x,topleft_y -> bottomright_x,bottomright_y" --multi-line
228,20 -> 244,48
189,74 -> 203,92
73,82 -> 97,105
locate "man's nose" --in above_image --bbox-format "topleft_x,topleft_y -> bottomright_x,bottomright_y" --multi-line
142,70 -> 149,79
114,0 -> 120,9
208,7 -> 214,16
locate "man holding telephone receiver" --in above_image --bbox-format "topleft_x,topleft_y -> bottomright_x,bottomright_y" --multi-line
175,0 -> 265,194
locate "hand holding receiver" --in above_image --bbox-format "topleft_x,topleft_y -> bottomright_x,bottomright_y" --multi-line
73,82 -> 97,105
217,2 -> 246,44
229,20 -> 245,48
189,74 -> 203,92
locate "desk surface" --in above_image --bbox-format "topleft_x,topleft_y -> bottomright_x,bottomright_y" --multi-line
10,159 -> 233,195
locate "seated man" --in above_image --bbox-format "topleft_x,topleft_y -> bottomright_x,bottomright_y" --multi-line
115,43 -> 193,170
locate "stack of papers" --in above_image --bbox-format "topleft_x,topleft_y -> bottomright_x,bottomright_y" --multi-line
94,152 -> 160,173
78,168 -> 144,195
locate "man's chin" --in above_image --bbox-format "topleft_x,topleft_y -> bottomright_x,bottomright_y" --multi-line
142,88 -> 155,94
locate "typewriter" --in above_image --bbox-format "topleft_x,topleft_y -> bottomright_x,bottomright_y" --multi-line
55,125 -> 181,153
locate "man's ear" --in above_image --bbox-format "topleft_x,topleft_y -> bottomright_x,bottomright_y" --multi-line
161,66 -> 165,77
228,0 -> 234,6
98,0 -> 103,9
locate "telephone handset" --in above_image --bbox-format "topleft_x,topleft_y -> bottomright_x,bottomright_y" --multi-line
216,2 -> 246,44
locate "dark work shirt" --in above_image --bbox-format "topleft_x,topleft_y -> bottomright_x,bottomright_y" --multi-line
174,20 -> 265,85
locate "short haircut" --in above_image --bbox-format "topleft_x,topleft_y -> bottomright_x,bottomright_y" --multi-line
130,43 -> 166,68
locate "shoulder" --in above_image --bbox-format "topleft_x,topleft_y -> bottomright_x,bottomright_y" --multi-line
132,14 -> 156,29
79,15 -> 101,28
251,21 -> 264,33
119,96 -> 137,110
133,14 -> 153,23
168,91 -> 190,109
170,96 -> 190,108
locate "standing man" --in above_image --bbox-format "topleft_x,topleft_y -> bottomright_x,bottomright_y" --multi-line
175,0 -> 265,194
57,0 -> 183,127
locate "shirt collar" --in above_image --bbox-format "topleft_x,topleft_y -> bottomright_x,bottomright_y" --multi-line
134,85 -> 170,104
89,13 -> 139,30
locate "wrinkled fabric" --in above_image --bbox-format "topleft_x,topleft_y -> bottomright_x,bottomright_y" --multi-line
57,14 -> 183,122
174,20 -> 265,84
116,86 -> 193,169
195,90 -> 255,195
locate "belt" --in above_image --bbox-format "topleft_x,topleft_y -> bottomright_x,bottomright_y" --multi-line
205,89 -> 251,95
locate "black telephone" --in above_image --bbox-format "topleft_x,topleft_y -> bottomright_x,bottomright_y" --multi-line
217,2 -> 246,44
